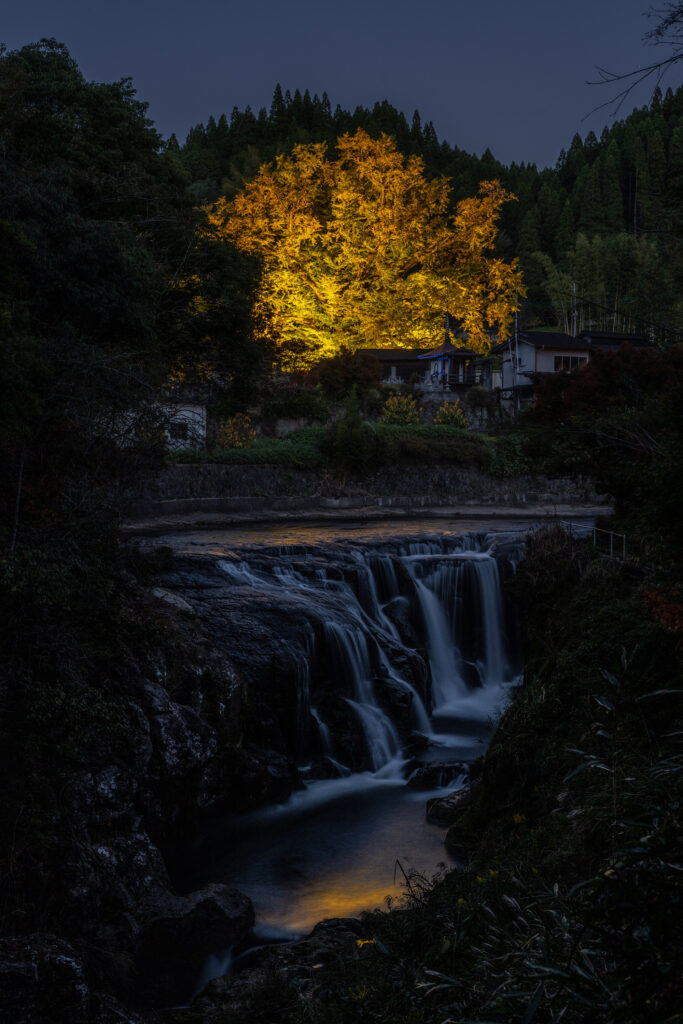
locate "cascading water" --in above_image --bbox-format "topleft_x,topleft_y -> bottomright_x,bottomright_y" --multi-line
173,528 -> 524,984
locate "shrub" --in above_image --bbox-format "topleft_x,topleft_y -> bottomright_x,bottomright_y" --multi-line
322,400 -> 389,474
433,400 -> 468,427
260,385 -> 331,423
488,432 -> 532,476
464,384 -> 497,412
381,394 -> 420,424
215,413 -> 256,449
318,346 -> 382,400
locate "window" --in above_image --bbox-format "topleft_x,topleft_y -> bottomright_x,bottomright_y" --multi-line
169,421 -> 189,441
554,355 -> 588,371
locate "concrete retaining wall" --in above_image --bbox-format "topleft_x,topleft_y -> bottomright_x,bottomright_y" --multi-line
123,463 -> 608,519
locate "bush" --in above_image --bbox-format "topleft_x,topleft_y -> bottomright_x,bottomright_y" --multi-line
433,400 -> 468,427
464,384 -> 498,412
488,432 -> 533,476
318,347 -> 382,400
260,385 -> 331,423
381,394 -> 420,424
215,413 -> 256,448
322,404 -> 389,475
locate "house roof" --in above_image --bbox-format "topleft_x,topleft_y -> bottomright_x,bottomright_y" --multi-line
362,348 -> 432,362
417,341 -> 479,360
491,331 -> 590,354
522,332 -> 591,351
578,330 -> 650,349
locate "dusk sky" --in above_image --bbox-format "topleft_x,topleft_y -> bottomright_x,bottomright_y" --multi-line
4,1 -> 682,167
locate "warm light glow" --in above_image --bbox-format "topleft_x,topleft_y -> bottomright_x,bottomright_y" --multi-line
259,865 -> 410,934
206,130 -> 524,370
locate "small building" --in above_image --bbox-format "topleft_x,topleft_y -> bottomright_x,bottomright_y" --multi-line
416,340 -> 481,392
160,383 -> 208,450
362,348 -> 430,383
492,330 -> 651,413
163,402 -> 207,449
365,318 -> 484,397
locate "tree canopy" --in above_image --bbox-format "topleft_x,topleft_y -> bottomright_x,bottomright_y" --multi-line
186,83 -> 683,342
207,130 -> 523,369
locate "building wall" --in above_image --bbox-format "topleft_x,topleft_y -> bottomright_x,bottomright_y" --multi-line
163,404 -> 207,450
501,340 -> 535,389
535,349 -> 589,373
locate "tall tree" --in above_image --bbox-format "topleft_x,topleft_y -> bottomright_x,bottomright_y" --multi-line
0,39 -> 192,544
207,130 -> 522,369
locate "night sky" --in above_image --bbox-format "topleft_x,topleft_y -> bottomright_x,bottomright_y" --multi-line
4,1 -> 682,167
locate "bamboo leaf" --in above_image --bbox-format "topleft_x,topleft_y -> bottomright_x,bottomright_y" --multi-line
637,689 -> 683,701
600,668 -> 620,687
521,983 -> 544,1024
592,694 -> 615,712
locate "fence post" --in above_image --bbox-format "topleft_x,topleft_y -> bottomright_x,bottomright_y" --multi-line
610,532 -> 614,558
622,534 -> 626,559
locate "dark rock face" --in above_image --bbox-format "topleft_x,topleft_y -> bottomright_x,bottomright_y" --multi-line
0,936 -> 89,1024
0,935 -> 146,1024
0,585 -> 282,1021
191,918 -> 366,1022
135,885 -> 254,1009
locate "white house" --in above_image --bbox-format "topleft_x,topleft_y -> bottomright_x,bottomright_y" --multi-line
491,330 -> 649,413
162,401 -> 207,450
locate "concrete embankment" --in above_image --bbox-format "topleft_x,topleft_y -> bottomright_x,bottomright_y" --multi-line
121,463 -> 611,535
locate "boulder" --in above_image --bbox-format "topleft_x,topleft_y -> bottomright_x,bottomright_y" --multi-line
427,779 -> 480,825
407,762 -> 469,790
135,884 -> 254,1009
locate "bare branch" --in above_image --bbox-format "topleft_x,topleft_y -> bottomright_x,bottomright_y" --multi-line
586,4 -> 683,116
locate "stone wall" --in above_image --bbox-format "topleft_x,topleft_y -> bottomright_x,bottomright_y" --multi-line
123,463 -> 608,519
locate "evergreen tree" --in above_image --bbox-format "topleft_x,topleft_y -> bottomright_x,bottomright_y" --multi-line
601,140 -> 624,232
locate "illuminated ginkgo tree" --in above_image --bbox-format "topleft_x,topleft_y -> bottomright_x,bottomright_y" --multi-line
207,130 -> 524,370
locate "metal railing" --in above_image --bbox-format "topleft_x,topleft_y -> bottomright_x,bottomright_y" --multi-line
560,520 -> 627,560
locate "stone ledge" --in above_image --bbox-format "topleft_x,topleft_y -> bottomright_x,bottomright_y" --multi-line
121,503 -> 613,537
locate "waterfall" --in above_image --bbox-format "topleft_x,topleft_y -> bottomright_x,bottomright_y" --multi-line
412,576 -> 468,706
214,533 -> 521,780
322,621 -> 402,772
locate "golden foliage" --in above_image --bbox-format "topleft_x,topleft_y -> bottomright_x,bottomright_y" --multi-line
215,413 -> 255,449
433,400 -> 468,427
381,394 -> 420,424
207,131 -> 524,370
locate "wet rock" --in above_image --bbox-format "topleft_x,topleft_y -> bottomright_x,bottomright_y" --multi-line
407,762 -> 469,790
227,745 -> 301,808
136,885 -> 254,1009
298,756 -> 349,781
427,779 -> 480,825
193,917 -> 366,1019
68,764 -> 139,832
383,595 -> 420,645
152,588 -> 196,616
143,681 -> 218,779
0,935 -> 89,1024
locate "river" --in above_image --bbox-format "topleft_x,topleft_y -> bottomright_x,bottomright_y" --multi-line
147,517 -> 590,996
